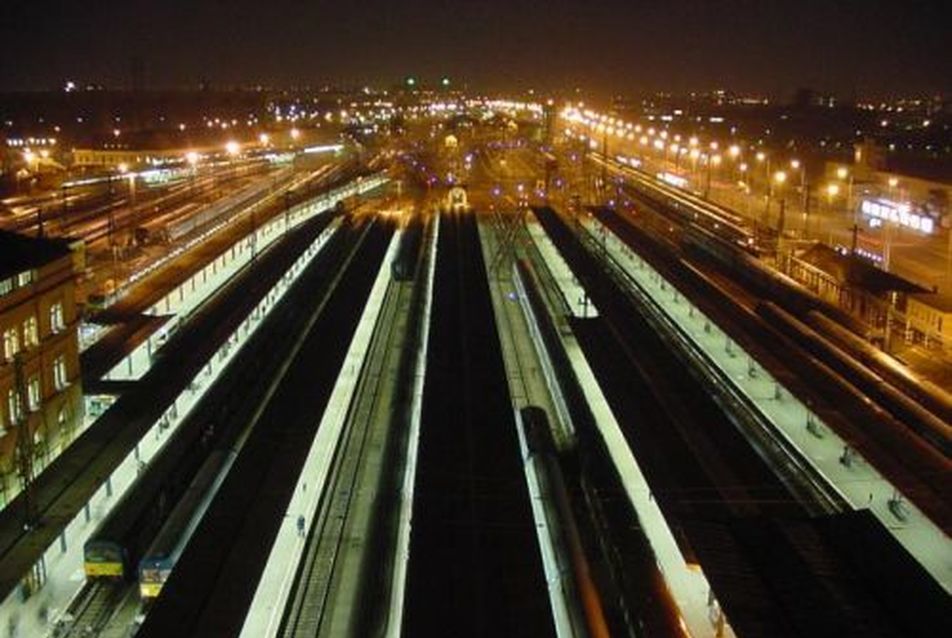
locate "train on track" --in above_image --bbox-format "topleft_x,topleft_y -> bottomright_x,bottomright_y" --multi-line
137,448 -> 236,598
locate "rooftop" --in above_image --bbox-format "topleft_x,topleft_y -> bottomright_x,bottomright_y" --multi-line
0,230 -> 73,280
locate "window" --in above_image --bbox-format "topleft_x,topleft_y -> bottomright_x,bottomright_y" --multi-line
7,389 -> 22,426
17,271 -> 33,287
27,376 -> 41,412
3,328 -> 19,361
0,278 -> 12,297
23,316 -> 38,348
53,356 -> 68,390
50,302 -> 65,334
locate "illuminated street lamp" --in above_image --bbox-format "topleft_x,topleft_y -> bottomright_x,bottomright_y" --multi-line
836,166 -> 856,233
704,153 -> 722,197
225,140 -> 241,156
259,133 -> 271,146
789,158 -> 808,214
290,127 -> 301,141
774,171 -> 788,234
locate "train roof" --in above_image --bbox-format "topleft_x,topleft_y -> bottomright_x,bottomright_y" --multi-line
798,243 -> 930,295
138,450 -> 233,572
683,509 -> 949,637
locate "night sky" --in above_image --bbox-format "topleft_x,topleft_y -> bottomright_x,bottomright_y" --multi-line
1,0 -> 949,97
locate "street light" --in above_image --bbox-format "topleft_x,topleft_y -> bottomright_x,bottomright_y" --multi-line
225,140 -> 241,156
705,154 -> 722,197
774,171 -> 788,234
836,166 -> 856,248
259,133 -> 270,146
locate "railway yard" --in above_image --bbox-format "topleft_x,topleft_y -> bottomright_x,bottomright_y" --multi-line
0,113 -> 949,638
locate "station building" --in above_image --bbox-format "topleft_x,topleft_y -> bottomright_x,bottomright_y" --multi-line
0,231 -> 84,507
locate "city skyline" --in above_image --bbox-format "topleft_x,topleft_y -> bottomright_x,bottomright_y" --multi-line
1,0 -> 950,97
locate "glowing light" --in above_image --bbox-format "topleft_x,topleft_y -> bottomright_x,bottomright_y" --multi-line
225,141 -> 240,155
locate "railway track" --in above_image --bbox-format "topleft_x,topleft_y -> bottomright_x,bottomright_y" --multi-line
402,210 -> 556,637
280,244 -> 408,636
52,582 -> 128,638
533,204 -> 948,636
137,218 -> 394,637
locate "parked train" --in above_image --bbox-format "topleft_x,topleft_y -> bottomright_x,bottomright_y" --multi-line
521,406 -> 611,638
138,449 -> 236,598
83,420 -> 219,580
758,301 -> 951,456
682,221 -> 869,337
805,310 -> 952,424
391,217 -> 425,281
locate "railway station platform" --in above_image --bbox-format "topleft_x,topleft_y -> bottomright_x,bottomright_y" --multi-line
581,215 -> 952,594
80,173 -> 389,388
240,230 -> 398,636
0,215 -> 342,637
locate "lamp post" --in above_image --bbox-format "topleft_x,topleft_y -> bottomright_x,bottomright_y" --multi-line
225,140 -> 240,181
118,163 -> 138,242
774,170 -> 788,235
825,183 -> 840,244
728,144 -> 741,181
186,151 -> 200,197
756,151 -> 771,226
837,166 -> 857,253
789,159 -> 808,236
705,154 -> 721,198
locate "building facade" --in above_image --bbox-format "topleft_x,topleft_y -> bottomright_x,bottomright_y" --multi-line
0,232 -> 84,507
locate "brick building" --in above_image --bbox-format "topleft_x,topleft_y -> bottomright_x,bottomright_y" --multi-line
0,231 -> 84,507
